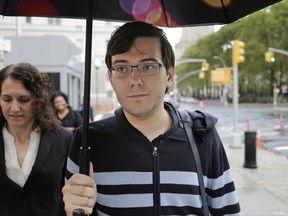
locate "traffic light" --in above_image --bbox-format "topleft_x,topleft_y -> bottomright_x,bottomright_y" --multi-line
199,71 -> 205,79
265,51 -> 275,63
233,40 -> 245,66
201,62 -> 209,71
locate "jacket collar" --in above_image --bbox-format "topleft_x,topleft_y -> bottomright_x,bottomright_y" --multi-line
0,129 -> 56,189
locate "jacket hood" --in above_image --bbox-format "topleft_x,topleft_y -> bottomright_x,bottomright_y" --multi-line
164,102 -> 218,143
190,110 -> 218,142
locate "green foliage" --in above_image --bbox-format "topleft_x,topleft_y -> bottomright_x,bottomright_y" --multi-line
177,0 -> 288,100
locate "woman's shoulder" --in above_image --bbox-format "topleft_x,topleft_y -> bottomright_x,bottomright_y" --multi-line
43,126 -> 73,138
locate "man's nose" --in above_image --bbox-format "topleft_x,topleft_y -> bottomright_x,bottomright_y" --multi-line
129,68 -> 143,87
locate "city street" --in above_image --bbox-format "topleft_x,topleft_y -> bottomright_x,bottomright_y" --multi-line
180,100 -> 288,157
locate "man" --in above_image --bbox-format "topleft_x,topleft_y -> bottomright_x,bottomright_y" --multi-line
62,21 -> 241,216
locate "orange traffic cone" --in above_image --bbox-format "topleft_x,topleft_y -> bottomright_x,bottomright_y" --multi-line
256,129 -> 262,149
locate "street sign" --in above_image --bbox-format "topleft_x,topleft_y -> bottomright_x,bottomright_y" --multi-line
211,68 -> 232,84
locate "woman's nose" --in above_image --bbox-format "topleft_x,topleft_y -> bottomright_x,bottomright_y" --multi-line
10,102 -> 20,112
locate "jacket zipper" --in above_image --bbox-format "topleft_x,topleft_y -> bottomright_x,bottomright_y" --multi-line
151,144 -> 161,216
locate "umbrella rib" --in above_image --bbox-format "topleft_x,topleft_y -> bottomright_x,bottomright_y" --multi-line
220,0 -> 231,23
160,0 -> 169,27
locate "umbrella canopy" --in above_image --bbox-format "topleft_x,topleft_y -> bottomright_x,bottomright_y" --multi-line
0,0 -> 284,27
0,0 -> 283,175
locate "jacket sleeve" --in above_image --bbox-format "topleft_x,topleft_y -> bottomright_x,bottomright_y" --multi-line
190,111 -> 241,215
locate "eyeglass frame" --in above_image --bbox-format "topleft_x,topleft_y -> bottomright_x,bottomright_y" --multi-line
110,63 -> 165,78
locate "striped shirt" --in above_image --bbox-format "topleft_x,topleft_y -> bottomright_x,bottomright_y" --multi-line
66,103 -> 241,215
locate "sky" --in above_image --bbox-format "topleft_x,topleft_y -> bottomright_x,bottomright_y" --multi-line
163,25 -> 223,49
162,27 -> 182,49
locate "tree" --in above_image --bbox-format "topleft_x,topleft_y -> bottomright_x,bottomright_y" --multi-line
177,0 -> 288,102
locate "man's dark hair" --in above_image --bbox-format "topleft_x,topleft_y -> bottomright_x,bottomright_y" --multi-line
105,21 -> 175,71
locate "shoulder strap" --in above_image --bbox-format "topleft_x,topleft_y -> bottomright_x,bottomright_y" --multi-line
177,109 -> 210,216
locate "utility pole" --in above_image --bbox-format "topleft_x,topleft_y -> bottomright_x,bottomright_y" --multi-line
231,40 -> 245,148
266,47 -> 288,106
268,47 -> 288,56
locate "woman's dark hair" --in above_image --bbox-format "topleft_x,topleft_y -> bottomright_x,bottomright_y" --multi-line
0,62 -> 60,131
51,91 -> 69,108
105,21 -> 175,71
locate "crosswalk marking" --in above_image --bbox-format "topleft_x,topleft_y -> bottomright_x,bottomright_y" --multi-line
274,146 -> 288,151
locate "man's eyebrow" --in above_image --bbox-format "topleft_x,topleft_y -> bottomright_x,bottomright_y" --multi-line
113,58 -> 159,65
139,58 -> 159,63
113,59 -> 129,65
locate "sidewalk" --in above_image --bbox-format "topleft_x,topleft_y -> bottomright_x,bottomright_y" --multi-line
225,145 -> 288,215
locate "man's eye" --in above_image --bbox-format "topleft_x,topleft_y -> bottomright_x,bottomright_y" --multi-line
141,64 -> 153,71
116,66 -> 128,72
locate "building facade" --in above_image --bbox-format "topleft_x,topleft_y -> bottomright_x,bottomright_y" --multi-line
0,17 -> 121,113
175,25 -> 214,60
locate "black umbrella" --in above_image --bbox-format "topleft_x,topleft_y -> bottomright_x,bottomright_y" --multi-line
0,0 -> 283,175
1,0 -> 284,26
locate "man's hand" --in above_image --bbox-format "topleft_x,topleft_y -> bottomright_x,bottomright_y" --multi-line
63,163 -> 96,216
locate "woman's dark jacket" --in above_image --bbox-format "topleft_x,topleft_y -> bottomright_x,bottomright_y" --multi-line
0,127 -> 72,216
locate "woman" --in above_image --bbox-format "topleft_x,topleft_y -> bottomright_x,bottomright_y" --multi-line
51,91 -> 83,133
0,63 -> 72,216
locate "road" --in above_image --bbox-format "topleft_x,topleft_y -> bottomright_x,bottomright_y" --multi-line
180,100 -> 288,157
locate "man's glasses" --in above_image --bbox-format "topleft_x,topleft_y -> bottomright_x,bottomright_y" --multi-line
111,63 -> 164,78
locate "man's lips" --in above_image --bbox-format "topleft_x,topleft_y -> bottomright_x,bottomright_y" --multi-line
128,93 -> 148,98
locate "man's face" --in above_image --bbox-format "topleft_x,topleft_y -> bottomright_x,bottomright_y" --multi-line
108,36 -> 174,118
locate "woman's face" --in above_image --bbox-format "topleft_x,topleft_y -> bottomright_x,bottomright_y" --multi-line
0,77 -> 35,129
53,95 -> 67,111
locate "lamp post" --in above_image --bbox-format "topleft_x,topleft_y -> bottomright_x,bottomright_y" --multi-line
94,57 -> 102,112
213,55 -> 226,67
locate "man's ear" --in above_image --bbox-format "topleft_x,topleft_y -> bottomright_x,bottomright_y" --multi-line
107,70 -> 112,81
167,67 -> 175,85
165,67 -> 175,93
107,70 -> 114,88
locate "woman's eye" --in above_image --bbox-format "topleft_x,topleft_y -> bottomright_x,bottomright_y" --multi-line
1,96 -> 11,102
19,98 -> 31,103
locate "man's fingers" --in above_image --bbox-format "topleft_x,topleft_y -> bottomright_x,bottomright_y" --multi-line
63,182 -> 95,199
62,172 -> 97,216
67,173 -> 95,187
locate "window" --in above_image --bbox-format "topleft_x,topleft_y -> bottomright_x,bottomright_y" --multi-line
48,18 -> 61,25
25,17 -> 32,24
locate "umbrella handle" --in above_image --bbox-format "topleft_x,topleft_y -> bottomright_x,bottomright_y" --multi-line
74,147 -> 90,216
79,146 -> 90,175
73,208 -> 85,216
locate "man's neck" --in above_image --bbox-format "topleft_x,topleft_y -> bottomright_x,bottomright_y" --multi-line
124,107 -> 172,141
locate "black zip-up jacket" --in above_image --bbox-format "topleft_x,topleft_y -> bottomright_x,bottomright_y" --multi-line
66,102 -> 241,215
